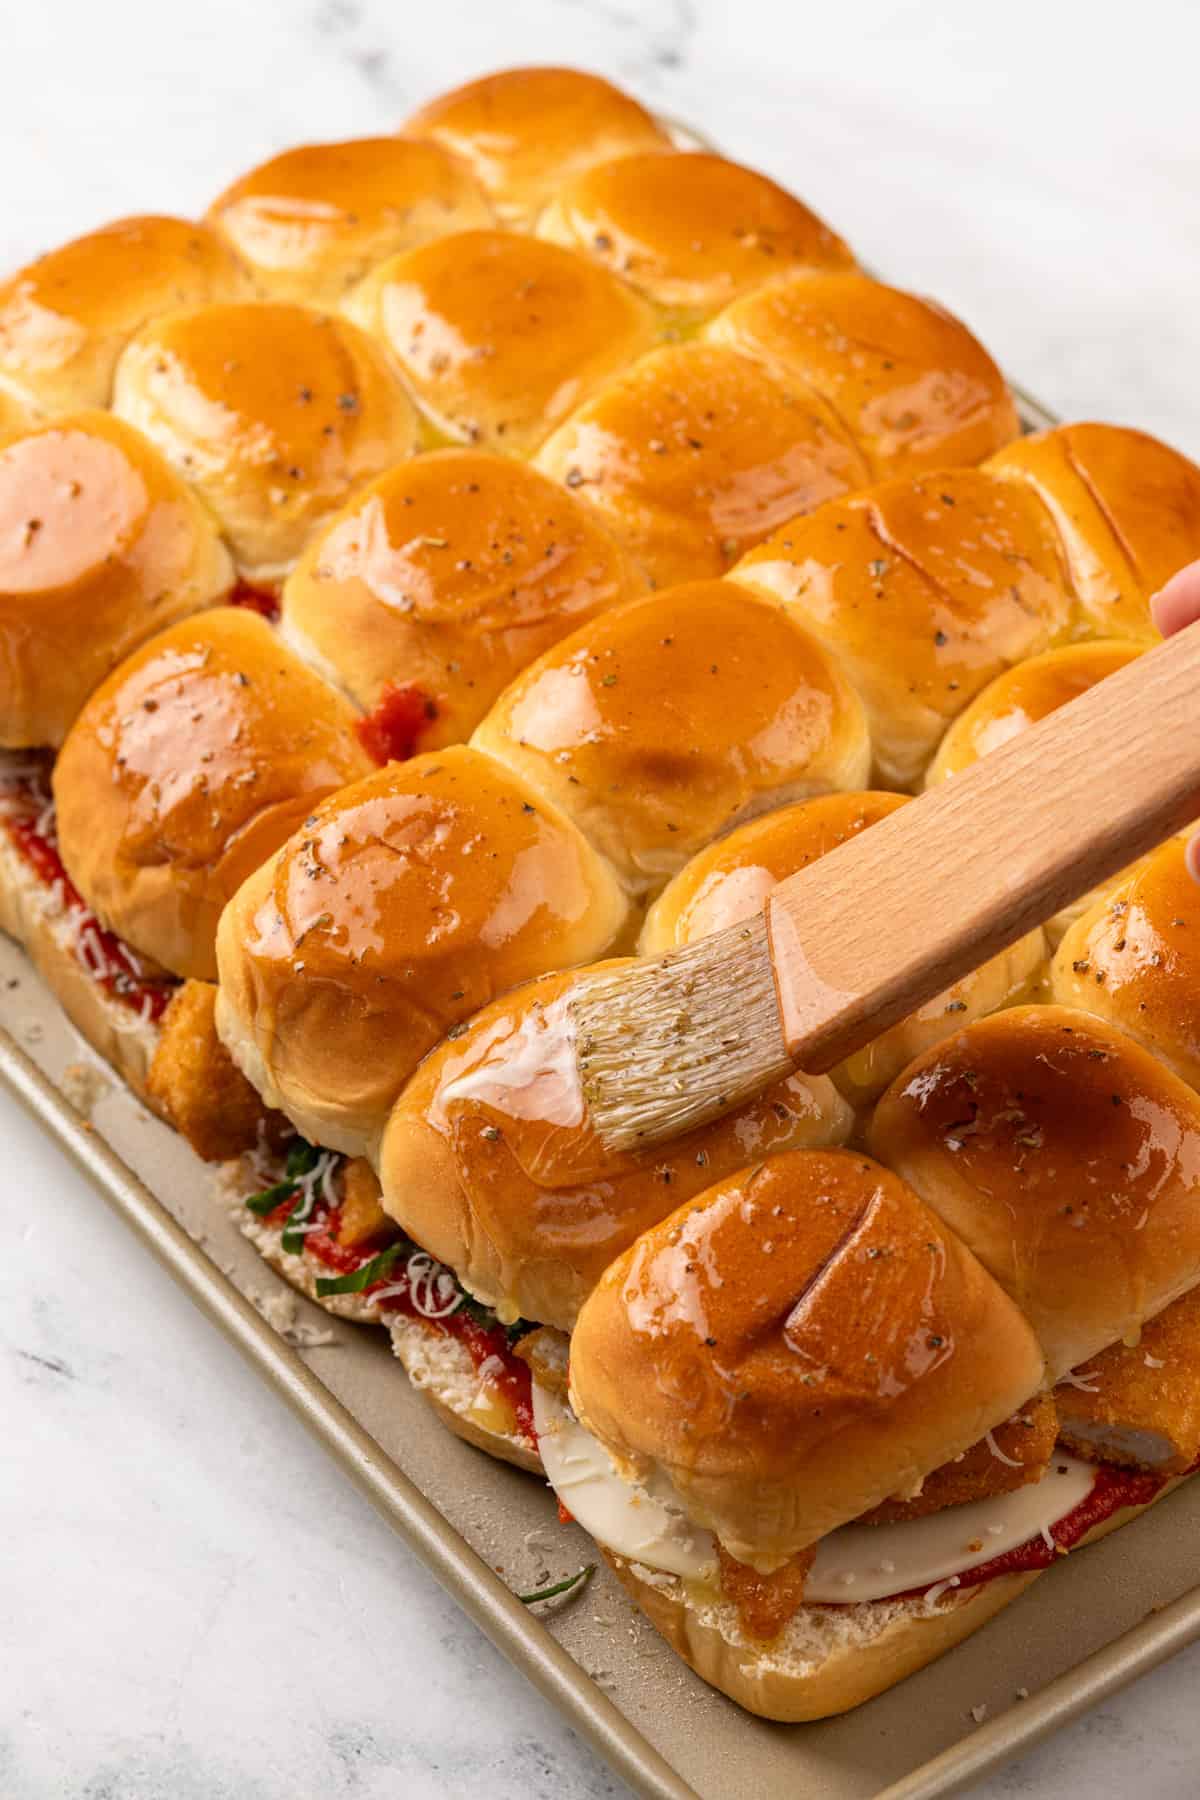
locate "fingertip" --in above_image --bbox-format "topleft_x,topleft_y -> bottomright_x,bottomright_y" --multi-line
1150,560 -> 1200,638
1186,833 -> 1200,886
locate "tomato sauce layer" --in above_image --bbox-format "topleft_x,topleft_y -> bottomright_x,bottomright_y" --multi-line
261,1178 -> 535,1446
1,768 -> 176,1022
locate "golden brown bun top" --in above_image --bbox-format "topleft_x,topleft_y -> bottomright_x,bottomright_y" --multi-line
988,422 -> 1200,640
569,1148 -> 1045,1557
473,579 -> 870,891
378,968 -> 852,1329
710,272 -> 1019,479
1052,839 -> 1200,1093
52,606 -> 371,979
535,341 -> 869,587
111,302 -> 419,579
206,135 -> 493,305
537,150 -> 854,313
0,410 -> 232,748
0,216 -> 249,414
281,447 -> 642,746
347,229 -> 657,457
640,790 -> 906,951
639,787 -> 1046,1109
926,640 -> 1144,785
213,746 -> 631,1156
733,468 -> 1074,787
401,66 -> 671,224
869,1005 -> 1200,1380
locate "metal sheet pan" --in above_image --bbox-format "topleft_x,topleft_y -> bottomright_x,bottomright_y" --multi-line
7,393 -> 1200,1800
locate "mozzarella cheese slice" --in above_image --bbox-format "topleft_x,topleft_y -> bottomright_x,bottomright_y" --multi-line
532,1379 -> 1096,1603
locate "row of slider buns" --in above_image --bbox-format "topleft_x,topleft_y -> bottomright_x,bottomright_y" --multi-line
1,64 -> 1200,1719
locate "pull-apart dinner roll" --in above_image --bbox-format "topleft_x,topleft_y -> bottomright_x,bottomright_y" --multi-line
640,793 -> 1044,1104
206,136 -> 492,305
927,641 -> 1143,784
535,341 -> 869,588
112,302 -> 419,579
214,746 -> 631,1159
870,1006 -> 1200,1380
926,641 -> 1149,943
734,468 -> 1074,787
537,151 -> 854,315
0,411 -> 233,747
345,229 -> 657,457
1051,838 -> 1200,1090
0,215 -> 249,417
710,272 -> 1018,477
377,968 -> 853,1329
401,66 -> 672,226
52,607 -> 371,981
280,449 -> 641,749
989,422 -> 1200,640
568,1148 -> 1045,1567
472,579 -> 870,894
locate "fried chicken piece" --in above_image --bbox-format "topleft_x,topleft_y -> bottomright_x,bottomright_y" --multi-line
336,1159 -> 392,1249
716,1544 -> 817,1642
1058,1288 -> 1200,1474
148,980 -> 285,1161
863,1394 -> 1058,1524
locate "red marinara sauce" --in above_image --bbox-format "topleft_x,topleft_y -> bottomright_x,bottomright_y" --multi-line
263,1182 -> 536,1445
228,579 -> 281,621
355,684 -> 439,765
872,1453 -> 1200,1609
1,775 -> 175,1022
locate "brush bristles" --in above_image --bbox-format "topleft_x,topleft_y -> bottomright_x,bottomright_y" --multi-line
571,914 -> 793,1153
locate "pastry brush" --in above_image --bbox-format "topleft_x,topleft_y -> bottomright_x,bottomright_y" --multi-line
572,620 -> 1200,1151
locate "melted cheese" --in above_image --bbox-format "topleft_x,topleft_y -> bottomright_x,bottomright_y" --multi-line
531,1380 -> 1096,1603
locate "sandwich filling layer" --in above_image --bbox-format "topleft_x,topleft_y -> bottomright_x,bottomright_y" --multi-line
532,1378 -> 1146,1606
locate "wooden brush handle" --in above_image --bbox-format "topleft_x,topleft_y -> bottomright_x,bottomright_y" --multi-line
765,622 -> 1200,1071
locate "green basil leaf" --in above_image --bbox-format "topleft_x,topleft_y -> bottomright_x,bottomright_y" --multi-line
314,1242 -> 405,1297
244,1178 -> 297,1217
285,1139 -> 320,1179
516,1565 -> 595,1605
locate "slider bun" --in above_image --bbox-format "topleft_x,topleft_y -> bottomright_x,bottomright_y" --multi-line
927,641 -> 1144,785
535,341 -> 868,588
52,607 -> 371,980
926,640 -> 1147,944
0,790 -> 164,1102
112,302 -> 419,580
733,469 -> 1074,787
0,411 -> 233,747
640,792 -> 1045,1105
344,229 -> 657,457
1052,838 -> 1200,1091
206,136 -> 492,305
214,746 -> 632,1159
989,422 -> 1200,640
473,580 -> 871,894
377,969 -> 853,1330
607,1466 -> 1190,1722
568,1148 -> 1045,1565
0,216 -> 249,415
870,1005 -> 1200,1381
537,150 -> 854,314
387,1314 -> 542,1473
604,1551 -> 1037,1722
401,66 -> 671,225
280,448 -> 643,747
710,272 -> 1018,478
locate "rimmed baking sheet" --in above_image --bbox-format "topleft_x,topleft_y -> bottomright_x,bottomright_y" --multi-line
8,367 -> 1200,1800
7,868 -> 1200,1800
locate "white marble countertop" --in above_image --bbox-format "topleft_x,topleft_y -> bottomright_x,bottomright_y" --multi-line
3,3 -> 1199,1795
